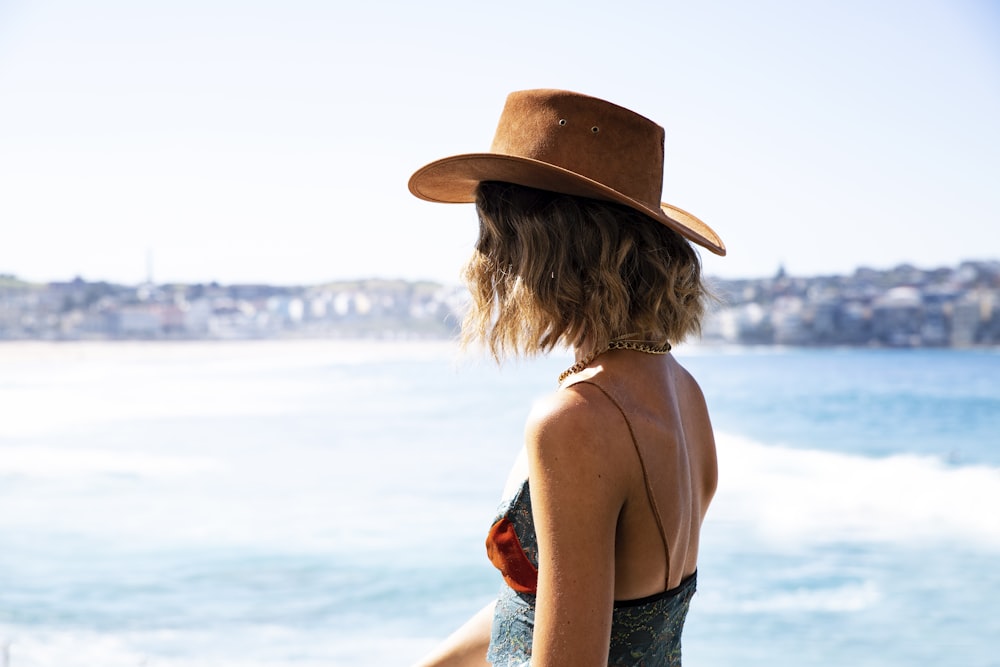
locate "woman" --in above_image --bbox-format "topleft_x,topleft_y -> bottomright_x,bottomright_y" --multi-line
408,89 -> 725,667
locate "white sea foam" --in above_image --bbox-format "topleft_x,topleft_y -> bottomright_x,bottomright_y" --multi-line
1,342 -> 996,667
0,626 -> 429,667
0,445 -> 218,478
0,631 -> 147,667
0,340 -> 460,437
710,432 -> 1000,550
700,580 -> 883,614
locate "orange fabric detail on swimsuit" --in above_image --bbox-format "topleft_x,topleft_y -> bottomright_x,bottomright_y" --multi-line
486,517 -> 538,594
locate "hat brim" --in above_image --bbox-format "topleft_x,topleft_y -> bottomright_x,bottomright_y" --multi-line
409,153 -> 726,256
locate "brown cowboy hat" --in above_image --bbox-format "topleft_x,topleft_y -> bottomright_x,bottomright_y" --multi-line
408,89 -> 725,256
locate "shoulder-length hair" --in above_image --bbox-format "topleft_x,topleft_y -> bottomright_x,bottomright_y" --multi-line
462,181 -> 711,362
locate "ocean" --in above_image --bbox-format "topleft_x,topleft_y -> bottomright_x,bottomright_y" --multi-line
0,340 -> 998,666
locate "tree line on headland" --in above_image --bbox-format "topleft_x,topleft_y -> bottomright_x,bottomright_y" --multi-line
1,260 -> 998,347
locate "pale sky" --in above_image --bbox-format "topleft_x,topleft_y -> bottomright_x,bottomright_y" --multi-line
1,0 -> 998,286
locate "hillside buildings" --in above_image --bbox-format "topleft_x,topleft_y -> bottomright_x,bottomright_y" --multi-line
704,261 -> 1000,347
2,260 -> 998,347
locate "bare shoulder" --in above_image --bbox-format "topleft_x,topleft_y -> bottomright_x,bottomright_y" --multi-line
523,384 -> 627,666
524,383 -> 633,483
671,358 -> 708,398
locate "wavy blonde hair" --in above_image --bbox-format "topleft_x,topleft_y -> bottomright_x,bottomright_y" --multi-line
462,181 -> 710,362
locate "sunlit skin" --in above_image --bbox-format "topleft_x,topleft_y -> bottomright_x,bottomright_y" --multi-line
413,346 -> 718,667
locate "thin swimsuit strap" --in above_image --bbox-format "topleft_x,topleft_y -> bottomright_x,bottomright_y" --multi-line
566,378 -> 672,591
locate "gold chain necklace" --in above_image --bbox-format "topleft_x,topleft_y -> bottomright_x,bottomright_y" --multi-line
557,338 -> 672,385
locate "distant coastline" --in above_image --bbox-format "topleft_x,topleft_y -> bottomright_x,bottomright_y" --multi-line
2,260 -> 998,347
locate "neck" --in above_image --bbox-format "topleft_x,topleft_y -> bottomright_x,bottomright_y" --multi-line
560,334 -> 672,385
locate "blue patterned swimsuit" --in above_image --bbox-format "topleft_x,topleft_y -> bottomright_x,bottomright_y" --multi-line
484,379 -> 698,667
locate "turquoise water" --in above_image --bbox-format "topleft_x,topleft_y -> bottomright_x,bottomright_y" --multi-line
0,341 -> 997,666
684,348 -> 1000,464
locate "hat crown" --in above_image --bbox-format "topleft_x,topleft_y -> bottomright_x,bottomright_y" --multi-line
406,88 -> 725,256
489,90 -> 665,207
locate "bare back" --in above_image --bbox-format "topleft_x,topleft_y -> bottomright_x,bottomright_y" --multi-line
563,350 -> 718,599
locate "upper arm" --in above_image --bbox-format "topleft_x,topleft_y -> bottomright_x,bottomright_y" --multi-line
524,389 -> 629,667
